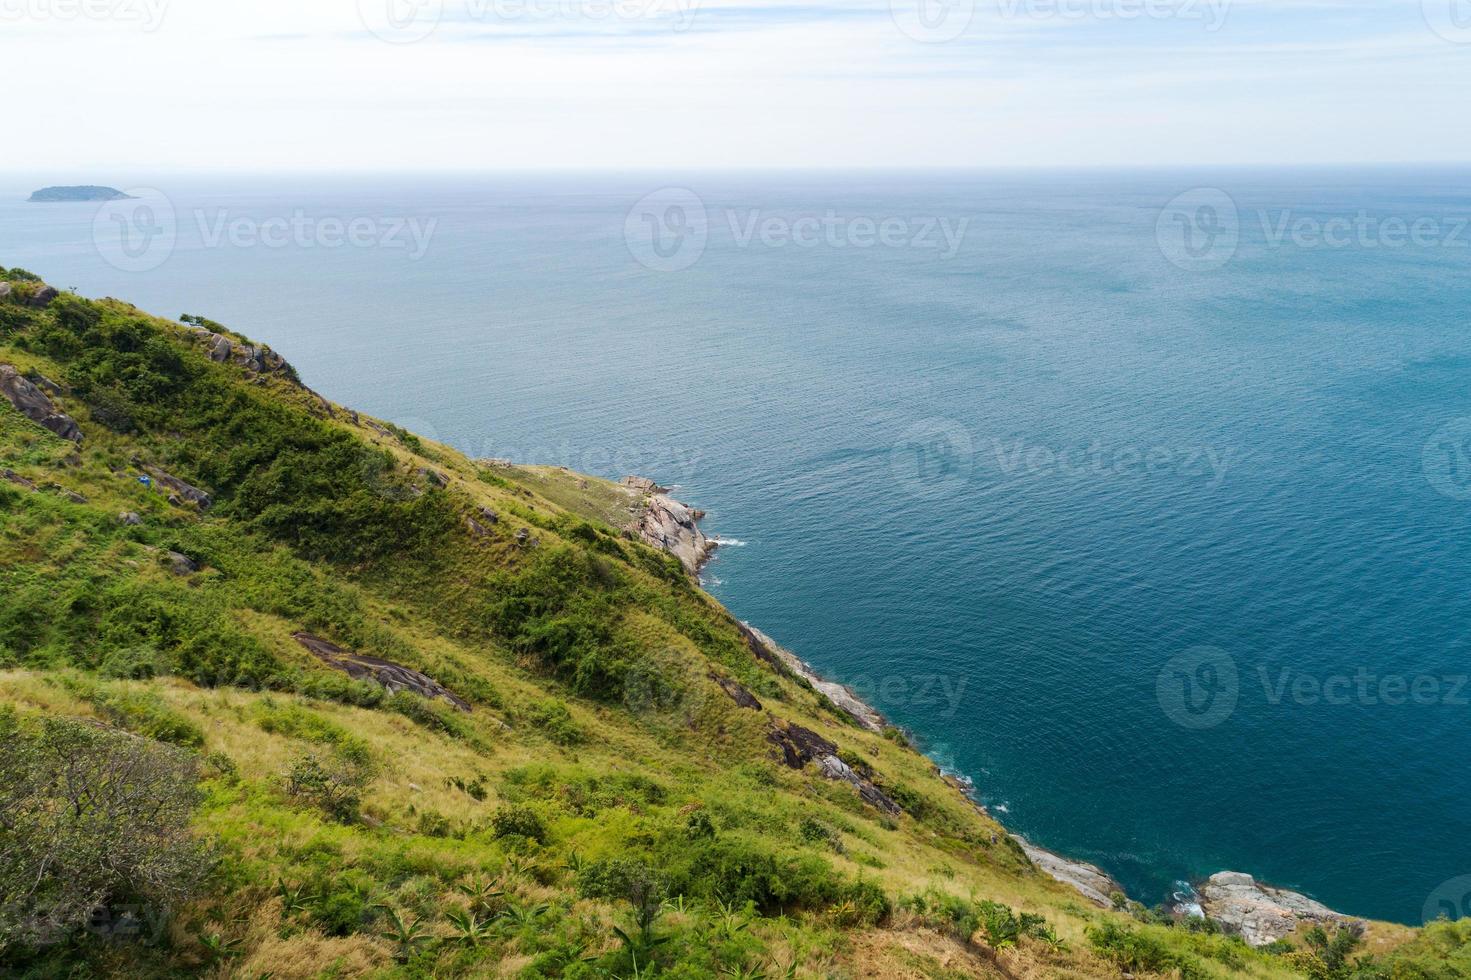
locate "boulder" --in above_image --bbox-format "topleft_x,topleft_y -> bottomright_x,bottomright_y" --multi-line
24,284 -> 58,308
620,475 -> 669,494
1198,872 -> 1353,946
165,551 -> 199,575
1,468 -> 37,491
0,283 -> 11,300
119,512 -> 143,526
0,365 -> 83,442
141,466 -> 211,509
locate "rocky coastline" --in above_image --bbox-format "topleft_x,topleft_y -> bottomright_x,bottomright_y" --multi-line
627,476 -> 1358,946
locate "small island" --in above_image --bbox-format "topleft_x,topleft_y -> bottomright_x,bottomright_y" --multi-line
27,185 -> 135,202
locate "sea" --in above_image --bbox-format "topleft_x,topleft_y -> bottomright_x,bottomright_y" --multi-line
4,168 -> 1470,925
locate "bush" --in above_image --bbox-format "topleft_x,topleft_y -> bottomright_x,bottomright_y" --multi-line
283,752 -> 373,823
525,698 -> 583,746
0,712 -> 208,955
1088,921 -> 1204,979
490,804 -> 547,844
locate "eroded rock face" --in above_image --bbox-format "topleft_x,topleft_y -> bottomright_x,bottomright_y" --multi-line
1198,872 -> 1351,946
622,476 -> 714,575
767,721 -> 901,814
0,365 -> 82,443
1014,836 -> 1123,909
293,632 -> 471,711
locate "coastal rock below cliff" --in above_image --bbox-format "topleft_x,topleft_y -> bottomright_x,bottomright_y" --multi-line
622,476 -> 714,574
739,623 -> 886,733
1198,872 -> 1352,947
1014,836 -> 1123,909
0,365 -> 82,442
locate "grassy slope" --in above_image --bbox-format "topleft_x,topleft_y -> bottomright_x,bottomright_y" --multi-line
0,276 -> 1453,979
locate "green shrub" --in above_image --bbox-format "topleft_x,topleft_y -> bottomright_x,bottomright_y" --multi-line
1088,921 -> 1204,979
490,804 -> 547,844
283,752 -> 373,823
525,697 -> 583,746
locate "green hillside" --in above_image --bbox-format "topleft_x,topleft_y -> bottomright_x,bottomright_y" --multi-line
0,269 -> 1465,978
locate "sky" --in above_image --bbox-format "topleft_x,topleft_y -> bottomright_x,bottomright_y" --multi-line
2,0 -> 1469,171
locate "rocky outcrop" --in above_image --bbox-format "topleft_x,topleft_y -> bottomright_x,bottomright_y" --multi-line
141,466 -> 212,509
710,673 -> 762,710
184,326 -> 297,381
164,551 -> 199,575
1014,836 -> 1123,909
767,721 -> 901,814
0,365 -> 82,442
24,284 -> 58,308
293,632 -> 471,711
1197,872 -> 1353,946
740,624 -> 886,733
621,476 -> 715,575
1,468 -> 36,491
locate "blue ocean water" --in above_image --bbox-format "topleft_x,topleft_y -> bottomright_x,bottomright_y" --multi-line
4,169 -> 1470,924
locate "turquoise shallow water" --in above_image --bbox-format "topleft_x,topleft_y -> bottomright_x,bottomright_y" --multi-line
4,169 -> 1471,924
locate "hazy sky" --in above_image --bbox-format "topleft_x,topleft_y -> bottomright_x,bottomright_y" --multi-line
4,0 -> 1469,171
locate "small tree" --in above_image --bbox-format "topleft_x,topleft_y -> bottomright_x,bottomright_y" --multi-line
0,712 -> 207,955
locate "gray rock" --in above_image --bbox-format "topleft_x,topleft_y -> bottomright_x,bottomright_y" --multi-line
0,283 -> 11,300
624,479 -> 715,575
0,365 -> 83,442
165,551 -> 198,575
293,632 -> 471,711
142,466 -> 211,509
740,623 -> 887,733
620,475 -> 669,494
119,512 -> 143,526
1,468 -> 37,491
24,284 -> 58,308
45,484 -> 86,504
1014,836 -> 1123,909
476,506 -> 499,524
710,673 -> 762,710
1198,872 -> 1354,947
766,721 -> 901,814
